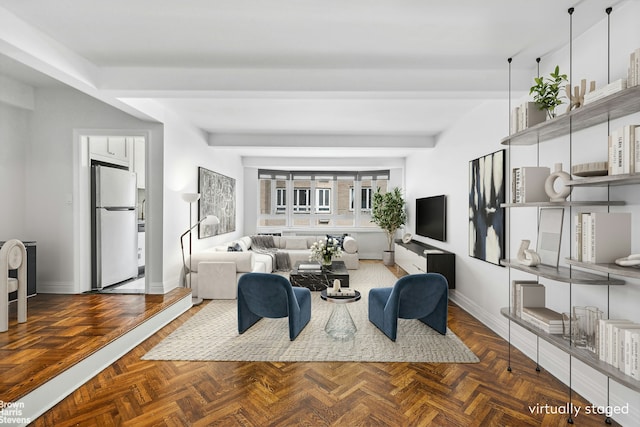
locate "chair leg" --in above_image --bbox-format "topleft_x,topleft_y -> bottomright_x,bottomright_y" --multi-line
17,265 -> 27,324
0,277 -> 8,332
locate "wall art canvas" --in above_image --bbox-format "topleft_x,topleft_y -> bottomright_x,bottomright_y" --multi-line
469,149 -> 505,266
198,167 -> 236,238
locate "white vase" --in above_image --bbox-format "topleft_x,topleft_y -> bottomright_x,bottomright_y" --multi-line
544,163 -> 572,202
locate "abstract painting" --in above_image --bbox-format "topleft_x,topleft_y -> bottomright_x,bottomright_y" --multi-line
198,167 -> 236,238
469,149 -> 505,266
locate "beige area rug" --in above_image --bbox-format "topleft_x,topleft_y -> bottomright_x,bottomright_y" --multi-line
143,263 -> 479,363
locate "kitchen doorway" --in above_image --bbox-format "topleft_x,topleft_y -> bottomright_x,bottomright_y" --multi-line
74,131 -> 148,294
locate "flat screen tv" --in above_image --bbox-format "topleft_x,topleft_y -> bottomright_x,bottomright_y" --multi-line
415,195 -> 446,241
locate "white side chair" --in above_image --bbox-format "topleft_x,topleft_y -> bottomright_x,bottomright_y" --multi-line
1,239 -> 27,332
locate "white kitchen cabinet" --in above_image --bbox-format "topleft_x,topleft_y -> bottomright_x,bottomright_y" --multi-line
89,136 -> 130,167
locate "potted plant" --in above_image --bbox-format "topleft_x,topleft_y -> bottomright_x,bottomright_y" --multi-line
529,65 -> 568,119
371,187 -> 407,265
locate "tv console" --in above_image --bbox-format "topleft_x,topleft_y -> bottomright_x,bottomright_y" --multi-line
394,239 -> 455,289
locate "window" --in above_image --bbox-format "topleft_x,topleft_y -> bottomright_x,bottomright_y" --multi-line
316,188 -> 331,213
276,188 -> 286,213
257,169 -> 389,229
293,188 -> 310,213
350,187 -> 372,211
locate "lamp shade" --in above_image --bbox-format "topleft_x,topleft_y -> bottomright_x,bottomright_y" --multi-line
182,192 -> 201,203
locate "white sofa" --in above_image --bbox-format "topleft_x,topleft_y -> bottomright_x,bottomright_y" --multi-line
185,234 -> 359,299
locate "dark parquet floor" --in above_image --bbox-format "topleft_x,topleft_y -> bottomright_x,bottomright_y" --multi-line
7,262 -> 620,426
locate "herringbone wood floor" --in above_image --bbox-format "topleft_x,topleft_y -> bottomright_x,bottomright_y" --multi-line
13,262 -> 621,426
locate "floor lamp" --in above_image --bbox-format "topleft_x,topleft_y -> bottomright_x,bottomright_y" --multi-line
181,193 -> 219,306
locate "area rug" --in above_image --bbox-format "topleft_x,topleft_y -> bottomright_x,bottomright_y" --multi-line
143,263 -> 479,363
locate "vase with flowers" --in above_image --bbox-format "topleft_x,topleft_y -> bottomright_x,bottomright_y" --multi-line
309,238 -> 343,268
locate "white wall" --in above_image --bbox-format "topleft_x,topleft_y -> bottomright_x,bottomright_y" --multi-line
23,87 -> 163,293
405,3 -> 640,425
159,105 -> 245,291
0,102 -> 30,238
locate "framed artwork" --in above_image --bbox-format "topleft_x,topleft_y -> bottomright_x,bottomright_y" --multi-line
469,149 -> 505,266
198,167 -> 236,238
537,208 -> 564,267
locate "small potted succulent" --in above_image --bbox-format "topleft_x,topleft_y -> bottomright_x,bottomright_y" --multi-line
529,65 -> 568,119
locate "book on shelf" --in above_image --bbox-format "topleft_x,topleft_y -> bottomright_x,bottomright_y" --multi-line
618,325 -> 640,374
521,307 -> 564,334
613,323 -> 640,370
632,331 -> 640,380
608,124 -> 639,175
599,319 -> 635,364
574,212 -> 631,263
511,281 -> 544,317
635,125 -> 640,174
511,166 -> 550,203
628,48 -> 640,88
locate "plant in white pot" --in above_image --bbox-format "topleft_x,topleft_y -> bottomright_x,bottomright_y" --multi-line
371,187 -> 407,266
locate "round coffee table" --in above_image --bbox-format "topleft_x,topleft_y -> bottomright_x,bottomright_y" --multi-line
320,289 -> 361,340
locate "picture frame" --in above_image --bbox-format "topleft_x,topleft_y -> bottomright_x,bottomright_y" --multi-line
198,167 -> 236,238
537,208 -> 564,267
468,149 -> 505,266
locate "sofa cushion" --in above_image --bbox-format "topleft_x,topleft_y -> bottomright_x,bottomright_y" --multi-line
187,251 -> 254,273
285,238 -> 308,250
343,236 -> 358,254
252,252 -> 274,274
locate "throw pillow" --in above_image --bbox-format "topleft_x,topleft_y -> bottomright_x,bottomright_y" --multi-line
326,234 -> 347,248
342,236 -> 358,254
285,238 -> 308,250
227,242 -> 243,252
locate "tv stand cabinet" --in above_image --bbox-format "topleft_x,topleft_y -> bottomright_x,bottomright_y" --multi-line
394,239 -> 455,289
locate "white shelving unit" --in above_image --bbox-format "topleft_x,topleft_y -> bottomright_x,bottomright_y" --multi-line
500,12 -> 640,422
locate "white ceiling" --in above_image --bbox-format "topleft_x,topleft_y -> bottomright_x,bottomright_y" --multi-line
0,0 -> 627,160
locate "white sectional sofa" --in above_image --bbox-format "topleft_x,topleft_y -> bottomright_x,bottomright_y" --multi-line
185,234 -> 359,300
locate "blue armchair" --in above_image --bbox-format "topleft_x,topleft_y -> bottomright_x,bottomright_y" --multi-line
237,272 -> 312,340
368,273 -> 448,341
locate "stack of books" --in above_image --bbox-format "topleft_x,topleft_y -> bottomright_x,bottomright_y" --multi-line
521,307 -> 564,334
584,79 -> 627,105
574,212 -> 631,263
511,280 -> 563,334
297,263 -> 321,272
326,288 -> 356,297
598,319 -> 640,379
511,102 -> 547,133
511,166 -> 550,203
608,124 -> 640,175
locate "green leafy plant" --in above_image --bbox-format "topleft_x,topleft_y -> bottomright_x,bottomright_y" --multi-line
529,65 -> 568,119
371,187 -> 407,252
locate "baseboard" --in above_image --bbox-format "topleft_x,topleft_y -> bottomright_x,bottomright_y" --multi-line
13,292 -> 192,426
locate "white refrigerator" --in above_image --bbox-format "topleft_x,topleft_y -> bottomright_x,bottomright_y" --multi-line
92,165 -> 138,289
